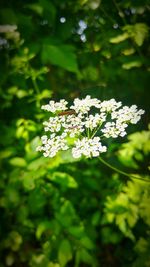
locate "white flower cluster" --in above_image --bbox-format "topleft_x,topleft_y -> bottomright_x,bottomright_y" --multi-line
41,99 -> 68,113
70,95 -> 101,113
72,137 -> 107,158
36,134 -> 68,158
37,96 -> 145,159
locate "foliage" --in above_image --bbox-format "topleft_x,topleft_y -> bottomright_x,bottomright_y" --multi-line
0,0 -> 150,266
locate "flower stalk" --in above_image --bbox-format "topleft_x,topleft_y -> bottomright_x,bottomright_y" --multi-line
98,156 -> 150,183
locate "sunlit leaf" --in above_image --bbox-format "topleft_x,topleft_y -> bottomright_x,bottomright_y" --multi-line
122,61 -> 142,69
49,172 -> 78,188
36,221 -> 52,239
9,157 -> 27,167
109,33 -> 129,43
58,239 -> 72,267
123,23 -> 149,46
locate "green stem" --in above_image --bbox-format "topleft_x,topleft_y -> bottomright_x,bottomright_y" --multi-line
98,156 -> 150,183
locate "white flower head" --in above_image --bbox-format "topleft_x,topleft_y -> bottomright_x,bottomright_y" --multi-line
36,134 -> 69,158
41,99 -> 68,113
101,122 -> 127,138
37,96 -> 145,159
72,137 -> 107,158
112,105 -> 145,124
70,95 -> 101,114
100,99 -> 122,112
84,113 -> 106,129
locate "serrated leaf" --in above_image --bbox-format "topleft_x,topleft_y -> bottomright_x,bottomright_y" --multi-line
123,23 -> 149,46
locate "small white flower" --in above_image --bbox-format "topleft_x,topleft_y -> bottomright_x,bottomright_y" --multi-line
70,95 -> 101,114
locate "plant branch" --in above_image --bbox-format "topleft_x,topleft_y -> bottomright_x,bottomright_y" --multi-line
98,156 -> 150,183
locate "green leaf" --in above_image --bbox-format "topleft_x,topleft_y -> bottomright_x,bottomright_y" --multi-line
16,90 -> 28,98
122,61 -> 142,69
123,23 -> 149,46
39,0 -> 56,23
68,226 -> 85,238
16,126 -> 25,138
101,227 -> 122,244
9,157 -> 27,167
41,44 -> 78,73
76,248 -> 94,265
58,239 -> 72,267
25,3 -> 43,15
109,32 -> 129,43
0,8 -> 17,24
91,211 -> 100,226
80,236 -> 94,250
0,149 -> 14,159
36,221 -> 52,239
21,172 -> 35,190
49,172 -> 78,188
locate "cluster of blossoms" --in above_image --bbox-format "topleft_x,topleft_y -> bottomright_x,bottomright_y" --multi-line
37,96 -> 145,159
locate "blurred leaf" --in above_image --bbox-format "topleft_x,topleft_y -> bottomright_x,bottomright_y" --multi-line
36,221 -> 52,239
80,236 -> 94,250
0,149 -> 14,159
110,33 -> 129,43
118,129 -> 150,168
39,0 -> 56,23
101,227 -> 122,244
21,171 -> 35,190
68,225 -> 85,238
91,211 -> 100,226
122,48 -> 135,56
122,61 -> 142,69
76,248 -> 94,265
123,23 -> 149,46
16,125 -> 25,138
9,157 -> 27,167
25,3 -> 43,15
58,239 -> 72,267
0,8 -> 17,23
16,90 -> 28,98
41,44 -> 79,73
49,172 -> 78,188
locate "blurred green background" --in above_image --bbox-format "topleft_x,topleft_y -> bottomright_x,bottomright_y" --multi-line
0,0 -> 150,266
